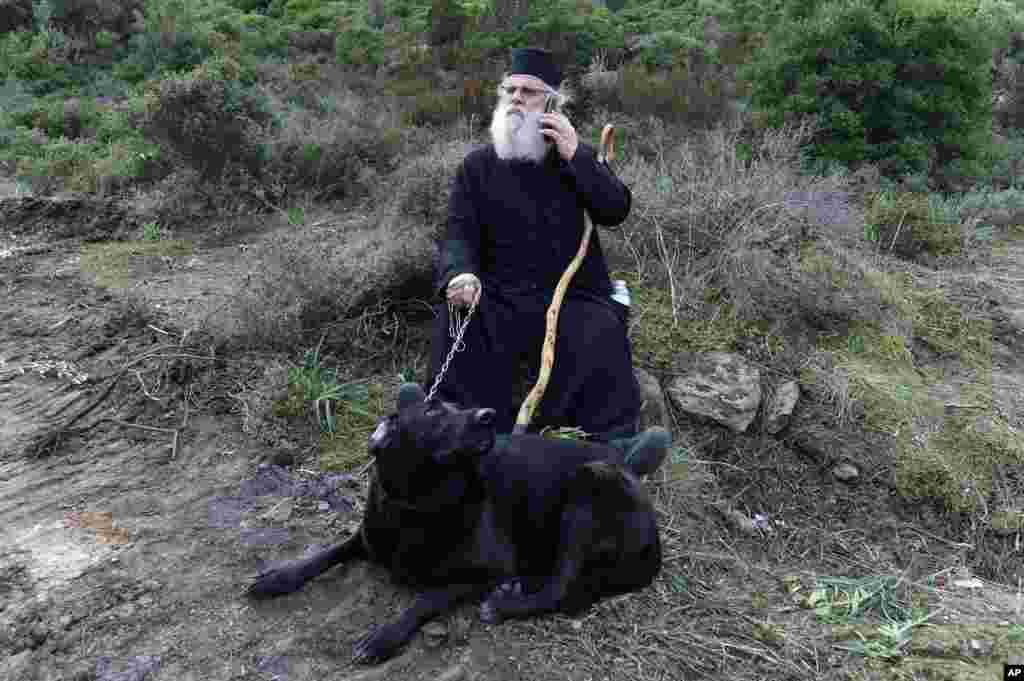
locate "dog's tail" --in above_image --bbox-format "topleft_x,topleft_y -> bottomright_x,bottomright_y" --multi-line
246,533 -> 366,599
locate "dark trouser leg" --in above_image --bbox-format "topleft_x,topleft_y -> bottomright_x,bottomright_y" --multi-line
532,296 -> 641,440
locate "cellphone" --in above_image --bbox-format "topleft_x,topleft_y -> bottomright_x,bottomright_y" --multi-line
542,95 -> 556,143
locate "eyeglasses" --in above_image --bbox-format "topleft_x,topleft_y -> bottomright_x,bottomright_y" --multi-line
501,84 -> 547,99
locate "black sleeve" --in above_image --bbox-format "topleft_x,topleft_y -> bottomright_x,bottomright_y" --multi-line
435,160 -> 482,301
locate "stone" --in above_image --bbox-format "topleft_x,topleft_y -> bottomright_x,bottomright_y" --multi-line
635,365 -> 670,432
434,664 -> 466,681
764,380 -> 799,434
422,621 -> 448,648
666,352 -> 762,432
958,639 -> 994,658
831,462 -> 859,482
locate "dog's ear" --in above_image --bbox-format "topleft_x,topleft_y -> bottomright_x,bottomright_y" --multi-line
368,415 -> 396,453
397,383 -> 425,410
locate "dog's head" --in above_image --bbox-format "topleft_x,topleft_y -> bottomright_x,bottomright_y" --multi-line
367,383 -> 496,503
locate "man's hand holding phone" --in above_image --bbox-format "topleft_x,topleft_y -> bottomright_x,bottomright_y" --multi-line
539,97 -> 579,162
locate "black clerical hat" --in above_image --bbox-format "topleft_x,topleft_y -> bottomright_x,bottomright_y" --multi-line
509,47 -> 562,90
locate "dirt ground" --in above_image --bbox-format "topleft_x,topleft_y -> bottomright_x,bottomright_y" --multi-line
1,183 -> 1022,681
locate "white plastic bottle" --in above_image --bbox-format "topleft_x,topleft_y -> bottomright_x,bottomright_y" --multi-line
611,280 -> 631,307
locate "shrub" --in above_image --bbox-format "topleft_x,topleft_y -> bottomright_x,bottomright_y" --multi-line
334,24 -> 385,68
49,0 -> 125,38
117,30 -> 212,81
227,0 -> 271,13
257,99 -> 406,204
140,73 -> 276,182
367,0 -> 387,29
742,0 -> 996,182
112,60 -> 146,84
0,76 -> 34,122
863,191 -> 962,261
427,0 -> 466,47
94,28 -> 113,48
227,215 -> 435,351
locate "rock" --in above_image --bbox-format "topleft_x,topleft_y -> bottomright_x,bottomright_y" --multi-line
764,380 -> 799,434
0,0 -> 32,35
422,621 -> 448,648
958,639 -> 994,658
831,462 -> 859,482
784,403 -> 894,470
635,366 -> 670,432
435,664 -> 466,681
666,352 -> 762,432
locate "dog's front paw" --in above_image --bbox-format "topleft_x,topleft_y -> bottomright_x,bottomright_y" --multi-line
352,624 -> 407,665
479,579 -> 525,624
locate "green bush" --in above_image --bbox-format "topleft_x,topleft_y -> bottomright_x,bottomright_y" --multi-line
427,0 -> 467,47
6,34 -> 64,86
116,30 -> 212,81
113,60 -> 147,84
228,0 -> 271,13
741,0 -> 996,182
95,29 -> 114,49
0,76 -> 35,122
335,25 -> 385,67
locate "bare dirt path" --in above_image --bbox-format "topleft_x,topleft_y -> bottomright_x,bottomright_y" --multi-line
0,188 -> 1022,681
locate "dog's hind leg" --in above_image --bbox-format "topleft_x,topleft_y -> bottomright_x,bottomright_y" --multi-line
246,534 -> 367,598
353,583 -> 489,664
480,501 -> 597,624
480,462 -> 659,624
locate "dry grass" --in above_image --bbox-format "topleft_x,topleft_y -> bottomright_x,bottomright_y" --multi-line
226,215 -> 435,352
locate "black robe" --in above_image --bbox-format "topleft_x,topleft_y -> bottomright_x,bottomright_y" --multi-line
427,141 -> 641,438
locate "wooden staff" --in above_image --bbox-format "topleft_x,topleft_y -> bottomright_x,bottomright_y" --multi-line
513,123 -> 616,434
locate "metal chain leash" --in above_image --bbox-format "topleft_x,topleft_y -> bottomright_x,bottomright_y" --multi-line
425,296 -> 477,402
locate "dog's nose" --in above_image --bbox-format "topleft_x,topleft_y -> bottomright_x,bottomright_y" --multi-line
477,408 -> 496,425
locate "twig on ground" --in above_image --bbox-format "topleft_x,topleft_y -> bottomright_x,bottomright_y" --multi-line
22,347 -> 225,458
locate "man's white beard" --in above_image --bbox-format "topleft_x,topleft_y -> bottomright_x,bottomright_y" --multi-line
489,99 -> 551,164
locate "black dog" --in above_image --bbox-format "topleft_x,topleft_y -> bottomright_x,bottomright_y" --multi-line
245,383 -> 663,664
